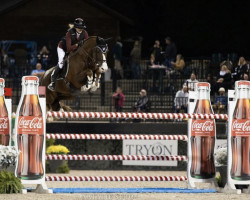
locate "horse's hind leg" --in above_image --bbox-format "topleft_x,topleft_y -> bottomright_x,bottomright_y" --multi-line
59,102 -> 72,111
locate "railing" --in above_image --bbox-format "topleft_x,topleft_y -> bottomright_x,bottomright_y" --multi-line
4,56 -> 214,112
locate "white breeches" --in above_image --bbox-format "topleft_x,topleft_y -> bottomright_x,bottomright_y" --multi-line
57,47 -> 65,69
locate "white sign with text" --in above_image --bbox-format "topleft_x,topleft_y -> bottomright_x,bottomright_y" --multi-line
122,140 -> 178,166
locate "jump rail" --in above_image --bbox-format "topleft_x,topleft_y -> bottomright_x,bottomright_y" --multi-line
46,175 -> 187,182
47,112 -> 228,120
46,134 -> 188,141
46,155 -> 187,161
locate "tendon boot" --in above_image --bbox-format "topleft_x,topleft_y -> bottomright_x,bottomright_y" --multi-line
48,65 -> 62,91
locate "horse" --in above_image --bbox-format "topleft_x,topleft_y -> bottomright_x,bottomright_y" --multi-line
39,36 -> 109,111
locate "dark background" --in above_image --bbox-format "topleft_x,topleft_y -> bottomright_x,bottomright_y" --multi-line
99,0 -> 250,57
0,0 -> 250,58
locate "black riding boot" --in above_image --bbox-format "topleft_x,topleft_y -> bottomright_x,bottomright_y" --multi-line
48,65 -> 62,91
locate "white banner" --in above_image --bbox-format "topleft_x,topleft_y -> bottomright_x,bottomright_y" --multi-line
122,140 -> 178,166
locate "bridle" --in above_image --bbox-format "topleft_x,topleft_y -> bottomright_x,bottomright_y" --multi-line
81,44 -> 108,67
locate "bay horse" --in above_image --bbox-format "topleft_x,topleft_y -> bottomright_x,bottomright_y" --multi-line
39,36 -> 109,111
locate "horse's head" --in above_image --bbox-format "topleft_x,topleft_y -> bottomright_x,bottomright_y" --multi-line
91,36 -> 109,73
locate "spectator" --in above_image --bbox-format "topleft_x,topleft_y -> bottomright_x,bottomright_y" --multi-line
215,65 -> 232,92
130,40 -> 141,79
186,73 -> 199,91
150,40 -> 162,65
174,85 -> 188,113
37,45 -> 50,70
113,87 -> 125,112
0,47 -> 10,77
31,63 -> 45,78
212,87 -> 227,114
171,54 -> 185,72
134,89 -> 149,112
206,74 -> 216,95
232,57 -> 249,81
113,36 -> 123,79
163,37 -> 177,68
244,73 -> 249,81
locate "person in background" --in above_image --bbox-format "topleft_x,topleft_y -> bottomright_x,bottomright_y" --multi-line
130,40 -> 141,79
163,37 -> 177,68
215,65 -> 232,92
150,40 -> 162,65
174,84 -> 189,113
0,47 -> 10,77
206,74 -> 216,95
186,73 -> 199,91
244,73 -> 249,81
31,63 -> 45,78
171,54 -> 185,73
212,87 -> 227,114
134,89 -> 149,112
113,87 -> 125,112
232,57 -> 249,81
37,45 -> 50,70
113,36 -> 123,79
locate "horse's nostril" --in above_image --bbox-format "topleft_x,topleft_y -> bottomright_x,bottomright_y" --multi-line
101,68 -> 104,71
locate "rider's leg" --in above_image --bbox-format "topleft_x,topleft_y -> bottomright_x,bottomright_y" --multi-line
48,47 -> 65,91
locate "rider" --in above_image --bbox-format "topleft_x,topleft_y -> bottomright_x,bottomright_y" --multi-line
48,18 -> 89,91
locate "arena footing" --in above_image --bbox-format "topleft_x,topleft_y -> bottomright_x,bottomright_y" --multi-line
50,187 -> 216,193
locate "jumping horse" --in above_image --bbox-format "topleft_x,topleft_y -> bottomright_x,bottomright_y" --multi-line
40,36 -> 109,111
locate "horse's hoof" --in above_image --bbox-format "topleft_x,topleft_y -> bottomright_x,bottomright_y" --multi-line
47,117 -> 54,123
81,85 -> 90,92
90,86 -> 98,92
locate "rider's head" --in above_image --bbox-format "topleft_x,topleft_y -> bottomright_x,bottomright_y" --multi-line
74,18 -> 86,33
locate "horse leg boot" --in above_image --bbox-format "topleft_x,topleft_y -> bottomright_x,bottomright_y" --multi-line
81,75 -> 93,92
91,74 -> 101,92
48,65 -> 62,91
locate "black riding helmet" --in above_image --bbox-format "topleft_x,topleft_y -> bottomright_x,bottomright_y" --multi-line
74,18 -> 86,29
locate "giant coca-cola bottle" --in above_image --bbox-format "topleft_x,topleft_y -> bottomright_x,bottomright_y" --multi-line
231,80 -> 250,180
191,82 -> 215,179
16,76 -> 44,180
0,78 -> 10,146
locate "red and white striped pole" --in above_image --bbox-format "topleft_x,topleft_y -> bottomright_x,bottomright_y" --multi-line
46,134 -> 188,141
47,112 -> 228,120
46,175 -> 187,182
46,154 -> 187,161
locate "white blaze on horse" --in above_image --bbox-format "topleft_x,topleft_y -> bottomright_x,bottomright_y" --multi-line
40,36 -> 110,111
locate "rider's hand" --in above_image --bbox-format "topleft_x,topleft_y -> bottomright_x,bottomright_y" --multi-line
78,40 -> 83,47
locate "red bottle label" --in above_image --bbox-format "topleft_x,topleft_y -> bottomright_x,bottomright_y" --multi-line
0,117 -> 9,135
191,119 -> 215,136
17,116 -> 43,135
231,119 -> 250,136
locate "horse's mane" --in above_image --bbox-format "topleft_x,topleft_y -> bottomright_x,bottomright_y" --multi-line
71,36 -> 97,56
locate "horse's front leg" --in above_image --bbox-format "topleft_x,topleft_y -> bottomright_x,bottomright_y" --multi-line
81,70 -> 94,92
90,71 -> 101,92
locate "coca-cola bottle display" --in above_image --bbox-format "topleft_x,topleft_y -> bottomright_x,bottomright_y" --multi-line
0,78 -> 10,146
16,76 -> 44,180
191,82 -> 215,179
231,81 -> 250,180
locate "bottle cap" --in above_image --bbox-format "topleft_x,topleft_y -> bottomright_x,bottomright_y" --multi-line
196,82 -> 210,91
0,78 -> 5,87
235,80 -> 250,89
22,76 -> 39,85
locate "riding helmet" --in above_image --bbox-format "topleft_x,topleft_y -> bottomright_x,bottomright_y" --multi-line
74,18 -> 86,29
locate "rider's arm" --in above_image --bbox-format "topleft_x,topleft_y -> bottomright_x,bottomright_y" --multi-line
84,30 -> 89,39
66,31 -> 78,52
